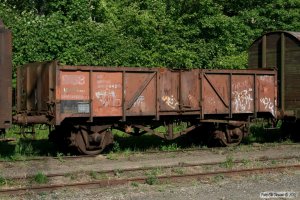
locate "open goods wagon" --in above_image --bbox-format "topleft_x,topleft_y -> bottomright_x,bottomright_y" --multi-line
0,20 -> 12,136
14,61 -> 277,154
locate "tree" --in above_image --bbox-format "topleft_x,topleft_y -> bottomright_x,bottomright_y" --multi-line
0,0 -> 299,71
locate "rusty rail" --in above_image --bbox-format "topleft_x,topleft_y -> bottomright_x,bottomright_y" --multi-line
3,155 -> 300,180
0,164 -> 299,196
0,143 -> 299,163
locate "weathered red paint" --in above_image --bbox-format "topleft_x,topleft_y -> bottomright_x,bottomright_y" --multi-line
125,72 -> 156,116
92,72 -> 122,116
0,19 -> 12,129
16,61 -> 277,125
59,71 -> 90,100
201,69 -> 277,118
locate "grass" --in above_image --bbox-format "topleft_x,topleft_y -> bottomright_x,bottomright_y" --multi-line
0,120 -> 297,160
213,174 -> 225,182
90,171 -> 100,180
0,175 -> 6,186
113,169 -> 123,177
171,167 -> 184,175
106,152 -> 119,160
160,143 -> 179,151
111,121 -> 295,155
64,173 -> 77,180
33,172 -> 48,184
56,152 -> 65,162
271,160 -> 278,165
242,120 -> 284,144
112,131 -> 198,153
15,139 -> 35,156
145,174 -> 158,185
241,158 -> 251,166
0,176 -> 15,188
219,156 -> 235,169
0,125 -> 59,160
131,182 -> 139,187
145,168 -> 162,185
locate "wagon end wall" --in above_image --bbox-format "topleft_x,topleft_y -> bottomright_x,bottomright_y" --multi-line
0,20 -> 12,130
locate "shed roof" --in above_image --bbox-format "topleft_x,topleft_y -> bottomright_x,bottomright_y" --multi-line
285,31 -> 300,41
250,31 -> 300,46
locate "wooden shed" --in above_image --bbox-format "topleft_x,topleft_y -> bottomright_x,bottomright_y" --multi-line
248,31 -> 300,118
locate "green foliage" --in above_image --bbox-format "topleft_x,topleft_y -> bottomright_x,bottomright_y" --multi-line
89,171 -> 100,180
145,168 -> 161,185
213,174 -> 225,182
112,141 -> 121,152
145,174 -> 158,185
15,140 -> 35,156
219,156 -> 235,169
0,175 -> 6,186
131,182 -> 139,187
160,143 -> 179,151
64,173 -> 77,180
241,158 -> 251,166
243,122 -> 283,144
0,0 -> 299,75
56,152 -> 65,162
33,172 -> 48,184
172,167 -> 184,175
113,169 -> 123,177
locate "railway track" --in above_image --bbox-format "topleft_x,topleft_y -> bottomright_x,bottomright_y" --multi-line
0,155 -> 299,196
0,142 -> 298,163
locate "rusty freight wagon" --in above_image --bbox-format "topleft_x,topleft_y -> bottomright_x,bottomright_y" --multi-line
14,61 -> 277,154
0,20 -> 12,136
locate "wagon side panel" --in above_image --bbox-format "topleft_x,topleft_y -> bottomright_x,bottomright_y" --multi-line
92,72 -> 122,117
201,70 -> 276,118
159,70 -> 180,112
202,73 -> 230,115
125,72 -> 156,116
180,70 -> 200,112
257,75 -> 277,117
56,70 -> 90,122
231,75 -> 254,114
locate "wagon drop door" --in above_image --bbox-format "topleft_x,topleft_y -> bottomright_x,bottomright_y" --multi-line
159,70 -> 200,113
124,72 -> 157,116
92,72 -> 123,116
202,73 -> 231,115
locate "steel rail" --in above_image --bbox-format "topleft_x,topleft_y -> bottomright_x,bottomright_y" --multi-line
0,164 -> 299,196
0,143 -> 299,163
3,155 -> 300,180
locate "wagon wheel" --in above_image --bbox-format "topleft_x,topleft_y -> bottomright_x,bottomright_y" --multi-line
74,127 -> 114,155
215,126 -> 244,147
